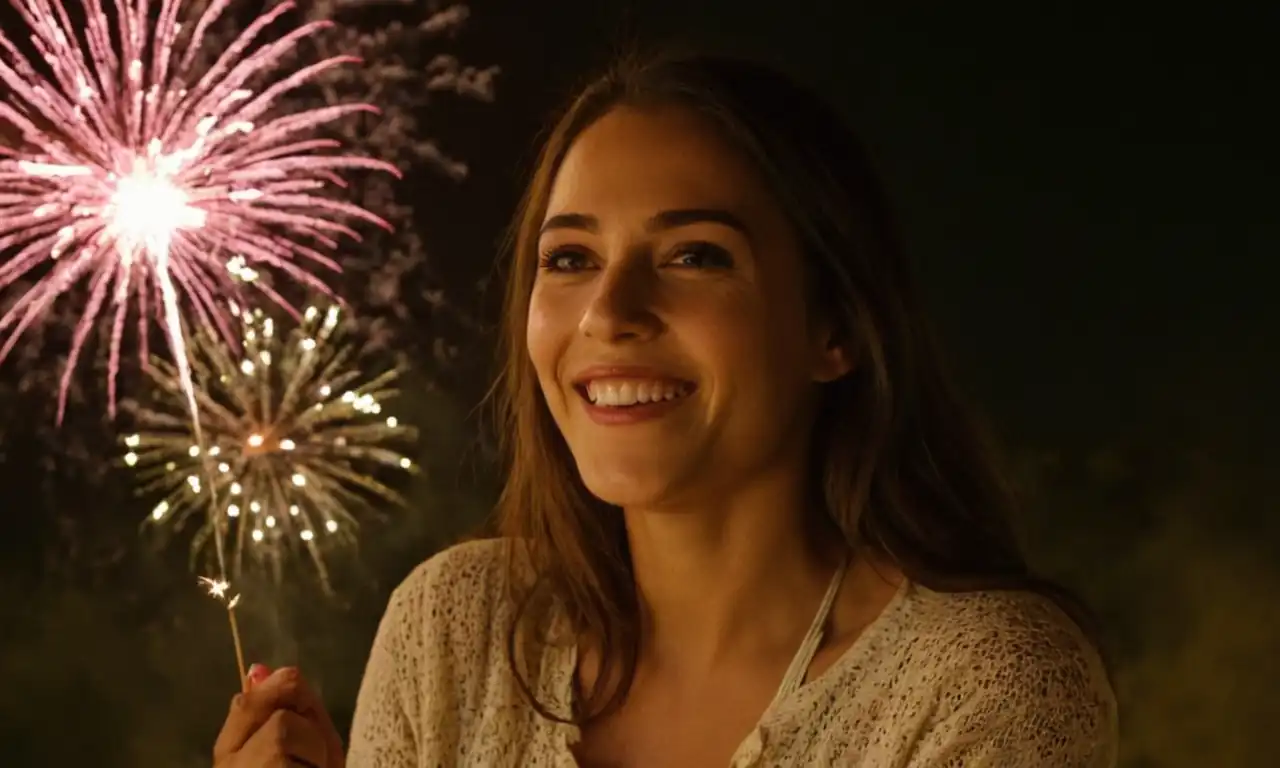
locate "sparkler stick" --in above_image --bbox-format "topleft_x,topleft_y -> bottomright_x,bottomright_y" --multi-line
199,576 -> 247,687
227,597 -> 246,687
186,340 -> 245,686
161,260 -> 244,682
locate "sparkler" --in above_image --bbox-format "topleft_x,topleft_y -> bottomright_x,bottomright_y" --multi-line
125,303 -> 417,591
199,576 -> 247,686
0,0 -> 397,683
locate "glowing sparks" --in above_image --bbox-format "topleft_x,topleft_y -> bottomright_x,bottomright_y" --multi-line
199,575 -> 232,601
0,0 -> 399,420
198,574 -> 241,610
124,304 -> 417,587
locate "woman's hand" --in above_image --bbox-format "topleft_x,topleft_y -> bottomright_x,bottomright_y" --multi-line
213,664 -> 346,768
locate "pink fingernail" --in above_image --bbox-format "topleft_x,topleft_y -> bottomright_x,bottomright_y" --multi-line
247,663 -> 271,685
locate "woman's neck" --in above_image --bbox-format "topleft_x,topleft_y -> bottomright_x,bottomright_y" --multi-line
622,469 -> 846,677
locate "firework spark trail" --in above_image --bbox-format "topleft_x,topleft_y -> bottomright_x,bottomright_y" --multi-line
1,0 -> 398,680
125,303 -> 417,592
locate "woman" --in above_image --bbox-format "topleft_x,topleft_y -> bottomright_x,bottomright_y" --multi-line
213,52 -> 1117,767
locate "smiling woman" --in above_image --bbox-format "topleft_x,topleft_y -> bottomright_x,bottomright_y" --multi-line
213,51 -> 1117,768
526,101 -> 854,529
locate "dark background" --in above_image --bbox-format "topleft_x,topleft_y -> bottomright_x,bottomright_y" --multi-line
0,1 -> 1272,765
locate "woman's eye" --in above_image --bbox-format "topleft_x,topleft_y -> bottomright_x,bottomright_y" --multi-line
669,242 -> 735,269
538,247 -> 592,272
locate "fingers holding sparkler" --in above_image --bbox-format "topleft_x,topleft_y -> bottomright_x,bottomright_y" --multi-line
214,665 -> 345,768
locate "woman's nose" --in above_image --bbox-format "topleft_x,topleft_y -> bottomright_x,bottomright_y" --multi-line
578,259 -> 662,343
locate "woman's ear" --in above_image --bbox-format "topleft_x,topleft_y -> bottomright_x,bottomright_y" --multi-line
811,322 -> 855,383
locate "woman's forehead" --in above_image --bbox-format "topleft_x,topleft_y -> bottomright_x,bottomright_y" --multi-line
545,106 -> 773,222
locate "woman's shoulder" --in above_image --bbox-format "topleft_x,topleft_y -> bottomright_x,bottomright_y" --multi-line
801,585 -> 1117,764
395,537 -> 511,599
378,538 -> 515,649
387,537 -> 516,621
899,584 -> 1107,674
891,583 -> 1116,730
349,539 -> 525,760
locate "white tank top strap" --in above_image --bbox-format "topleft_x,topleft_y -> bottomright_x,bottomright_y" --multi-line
764,551 -> 849,712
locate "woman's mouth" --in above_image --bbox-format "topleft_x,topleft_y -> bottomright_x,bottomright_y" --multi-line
577,378 -> 696,407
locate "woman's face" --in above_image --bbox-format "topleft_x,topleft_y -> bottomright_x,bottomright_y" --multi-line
528,105 -> 848,510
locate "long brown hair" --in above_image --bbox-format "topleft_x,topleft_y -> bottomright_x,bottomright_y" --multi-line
490,51 -> 1090,722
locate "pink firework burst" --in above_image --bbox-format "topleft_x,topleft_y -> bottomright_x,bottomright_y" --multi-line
0,0 -> 398,421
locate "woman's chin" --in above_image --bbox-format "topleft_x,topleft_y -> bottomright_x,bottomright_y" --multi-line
578,463 -> 693,511
582,477 -> 671,510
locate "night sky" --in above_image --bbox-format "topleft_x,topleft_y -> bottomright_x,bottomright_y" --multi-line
0,1 -> 1271,765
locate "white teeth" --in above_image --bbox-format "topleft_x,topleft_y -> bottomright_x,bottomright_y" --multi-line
586,379 -> 690,407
